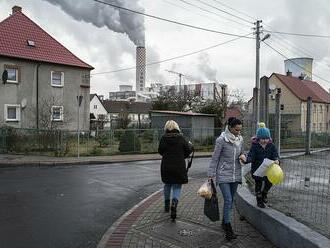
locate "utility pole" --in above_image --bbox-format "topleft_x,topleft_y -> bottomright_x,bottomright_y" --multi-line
254,20 -> 261,131
253,20 -> 270,133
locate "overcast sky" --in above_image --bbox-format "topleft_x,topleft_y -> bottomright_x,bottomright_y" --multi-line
2,0 -> 330,99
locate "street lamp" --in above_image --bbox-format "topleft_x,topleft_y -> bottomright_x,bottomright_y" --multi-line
261,33 -> 271,42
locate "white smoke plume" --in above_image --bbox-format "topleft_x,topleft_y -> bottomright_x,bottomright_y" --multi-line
42,0 -> 145,46
197,53 -> 218,81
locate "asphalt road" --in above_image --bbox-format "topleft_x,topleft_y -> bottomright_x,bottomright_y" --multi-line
0,157 -> 210,248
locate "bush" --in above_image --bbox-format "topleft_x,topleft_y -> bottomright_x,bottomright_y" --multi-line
141,130 -> 154,142
90,146 -> 103,156
119,130 -> 141,153
97,133 -> 110,147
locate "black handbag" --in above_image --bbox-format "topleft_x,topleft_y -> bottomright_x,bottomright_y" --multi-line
204,179 -> 220,222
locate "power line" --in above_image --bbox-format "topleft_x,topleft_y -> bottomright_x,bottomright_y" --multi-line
90,33 -> 253,76
175,0 -> 252,29
265,29 -> 330,39
211,0 -> 257,21
93,0 -> 253,38
263,41 -> 330,83
193,0 -> 253,24
270,35 -> 330,72
162,0 -> 251,33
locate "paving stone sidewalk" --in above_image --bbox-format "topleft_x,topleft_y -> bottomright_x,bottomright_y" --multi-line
102,179 -> 275,248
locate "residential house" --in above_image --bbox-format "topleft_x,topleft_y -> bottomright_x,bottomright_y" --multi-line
269,72 -> 330,134
90,94 -> 108,129
248,72 -> 330,134
0,6 -> 93,131
102,100 -> 152,128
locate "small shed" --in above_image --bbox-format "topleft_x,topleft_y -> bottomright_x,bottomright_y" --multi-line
150,110 -> 215,141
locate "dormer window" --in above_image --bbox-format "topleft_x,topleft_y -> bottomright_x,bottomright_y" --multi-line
27,40 -> 35,47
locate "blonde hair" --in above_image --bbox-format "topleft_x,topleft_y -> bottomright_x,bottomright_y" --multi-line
164,120 -> 180,132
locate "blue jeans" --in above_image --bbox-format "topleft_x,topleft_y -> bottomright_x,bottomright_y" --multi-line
164,184 -> 182,201
219,182 -> 239,224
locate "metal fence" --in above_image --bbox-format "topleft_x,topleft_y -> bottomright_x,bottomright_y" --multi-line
242,102 -> 330,152
0,127 -> 227,156
269,152 -> 330,238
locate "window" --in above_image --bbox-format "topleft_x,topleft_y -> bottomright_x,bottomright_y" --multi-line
94,105 -> 97,109
4,104 -> 20,121
51,71 -> 64,87
4,65 -> 20,83
51,106 -> 63,121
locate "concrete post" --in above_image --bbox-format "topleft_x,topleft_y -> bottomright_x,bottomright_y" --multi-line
253,87 -> 259,135
305,96 -> 312,155
260,76 -> 269,126
275,88 -> 281,156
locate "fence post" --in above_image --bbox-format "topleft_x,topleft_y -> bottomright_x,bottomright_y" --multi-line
305,96 -> 312,155
275,88 -> 281,156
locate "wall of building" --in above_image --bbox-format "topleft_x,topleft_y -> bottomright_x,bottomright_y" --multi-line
0,57 -> 91,131
192,116 -> 214,140
151,114 -> 192,130
90,96 -> 107,120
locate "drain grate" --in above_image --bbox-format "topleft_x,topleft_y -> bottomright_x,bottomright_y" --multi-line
141,220 -> 224,247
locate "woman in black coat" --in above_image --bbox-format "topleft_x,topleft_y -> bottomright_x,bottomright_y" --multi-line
158,120 -> 192,220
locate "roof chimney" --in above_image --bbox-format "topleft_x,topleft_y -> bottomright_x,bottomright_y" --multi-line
286,70 -> 292,77
12,6 -> 22,14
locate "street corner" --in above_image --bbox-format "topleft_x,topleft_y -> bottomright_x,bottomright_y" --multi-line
98,190 -> 163,248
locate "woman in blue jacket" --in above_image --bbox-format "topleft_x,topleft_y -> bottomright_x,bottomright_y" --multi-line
241,126 -> 279,208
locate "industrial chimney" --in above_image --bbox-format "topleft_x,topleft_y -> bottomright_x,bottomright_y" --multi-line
136,46 -> 146,92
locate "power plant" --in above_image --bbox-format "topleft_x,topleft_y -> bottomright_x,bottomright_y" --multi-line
284,57 -> 313,80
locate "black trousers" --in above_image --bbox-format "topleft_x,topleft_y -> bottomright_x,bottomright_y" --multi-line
253,176 -> 272,196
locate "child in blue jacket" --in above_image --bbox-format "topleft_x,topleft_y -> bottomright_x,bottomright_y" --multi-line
241,125 -> 279,208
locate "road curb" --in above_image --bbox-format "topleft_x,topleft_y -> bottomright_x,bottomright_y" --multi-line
97,189 -> 163,248
0,154 -> 212,168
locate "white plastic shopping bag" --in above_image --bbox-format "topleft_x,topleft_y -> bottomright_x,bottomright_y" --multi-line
253,158 -> 274,177
197,180 -> 212,200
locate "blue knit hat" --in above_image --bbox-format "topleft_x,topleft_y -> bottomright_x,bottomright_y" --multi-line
256,127 -> 271,139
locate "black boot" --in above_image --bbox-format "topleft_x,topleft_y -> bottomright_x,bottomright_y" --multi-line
224,223 -> 237,241
164,200 -> 170,212
257,195 -> 265,208
262,192 -> 268,204
170,198 -> 178,220
221,219 -> 226,230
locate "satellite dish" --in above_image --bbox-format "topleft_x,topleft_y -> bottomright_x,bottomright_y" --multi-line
21,98 -> 27,109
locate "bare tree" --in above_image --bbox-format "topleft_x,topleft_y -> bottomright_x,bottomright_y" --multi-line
27,96 -> 73,130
